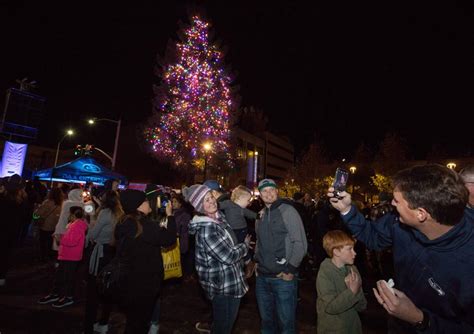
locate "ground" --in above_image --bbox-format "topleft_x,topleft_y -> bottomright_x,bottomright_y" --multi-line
0,239 -> 388,333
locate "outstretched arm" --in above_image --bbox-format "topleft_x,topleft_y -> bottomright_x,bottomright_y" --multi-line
328,187 -> 394,251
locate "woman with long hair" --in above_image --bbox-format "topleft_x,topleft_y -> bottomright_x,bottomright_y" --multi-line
84,190 -> 124,334
115,189 -> 177,333
34,187 -> 64,261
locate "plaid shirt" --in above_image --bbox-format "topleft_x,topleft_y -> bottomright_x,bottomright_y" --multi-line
189,214 -> 248,299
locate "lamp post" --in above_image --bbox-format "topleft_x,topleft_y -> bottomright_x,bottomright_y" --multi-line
51,129 -> 74,187
349,166 -> 357,193
54,129 -> 74,168
88,117 -> 121,170
203,142 -> 212,181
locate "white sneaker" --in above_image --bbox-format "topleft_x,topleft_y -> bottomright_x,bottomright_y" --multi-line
148,323 -> 160,334
93,322 -> 109,333
0,279 -> 5,286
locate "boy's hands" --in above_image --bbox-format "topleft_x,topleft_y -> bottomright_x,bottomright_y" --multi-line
345,268 -> 362,294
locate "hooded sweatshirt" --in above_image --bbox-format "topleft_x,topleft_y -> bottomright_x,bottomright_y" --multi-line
342,206 -> 474,333
255,198 -> 308,276
54,189 -> 84,236
58,218 -> 88,261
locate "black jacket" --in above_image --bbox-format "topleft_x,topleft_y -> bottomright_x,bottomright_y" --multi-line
115,214 -> 177,298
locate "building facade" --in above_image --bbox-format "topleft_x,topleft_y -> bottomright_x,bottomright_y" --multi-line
231,128 -> 294,189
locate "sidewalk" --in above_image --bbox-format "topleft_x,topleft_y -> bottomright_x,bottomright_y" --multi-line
0,240 -> 388,333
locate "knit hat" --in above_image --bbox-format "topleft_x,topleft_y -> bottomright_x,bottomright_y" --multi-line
120,189 -> 147,214
258,178 -> 277,191
182,184 -> 211,213
203,180 -> 224,192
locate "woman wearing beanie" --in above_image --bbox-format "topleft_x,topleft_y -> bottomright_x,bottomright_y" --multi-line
184,184 -> 252,334
115,189 -> 177,334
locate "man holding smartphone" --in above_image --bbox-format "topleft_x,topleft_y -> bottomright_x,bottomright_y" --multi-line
328,164 -> 474,333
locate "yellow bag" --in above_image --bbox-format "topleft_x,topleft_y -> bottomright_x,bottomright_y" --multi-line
161,238 -> 182,280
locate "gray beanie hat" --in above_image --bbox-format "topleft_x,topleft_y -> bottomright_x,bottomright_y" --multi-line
182,184 -> 211,213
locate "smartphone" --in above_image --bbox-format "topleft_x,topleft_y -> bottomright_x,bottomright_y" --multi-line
333,168 -> 349,195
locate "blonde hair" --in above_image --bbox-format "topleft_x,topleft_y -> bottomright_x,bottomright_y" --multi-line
231,185 -> 252,202
323,230 -> 355,258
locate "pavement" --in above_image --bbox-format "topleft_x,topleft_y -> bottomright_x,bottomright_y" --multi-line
0,239 -> 389,333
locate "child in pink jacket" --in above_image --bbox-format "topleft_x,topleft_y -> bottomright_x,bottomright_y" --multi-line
38,206 -> 88,308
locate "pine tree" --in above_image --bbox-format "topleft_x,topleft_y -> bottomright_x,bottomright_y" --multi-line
146,16 -> 235,169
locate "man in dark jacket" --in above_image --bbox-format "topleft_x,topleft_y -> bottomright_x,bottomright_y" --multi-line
328,164 -> 474,333
255,179 -> 307,334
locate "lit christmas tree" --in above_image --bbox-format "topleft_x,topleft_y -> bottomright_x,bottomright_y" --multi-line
146,16 -> 235,168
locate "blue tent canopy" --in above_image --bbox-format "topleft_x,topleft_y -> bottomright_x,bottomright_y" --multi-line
33,156 -> 127,186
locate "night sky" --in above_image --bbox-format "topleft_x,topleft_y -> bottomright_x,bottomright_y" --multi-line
1,1 -> 473,161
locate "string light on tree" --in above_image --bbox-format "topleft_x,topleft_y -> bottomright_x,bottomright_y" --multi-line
145,16 -> 235,167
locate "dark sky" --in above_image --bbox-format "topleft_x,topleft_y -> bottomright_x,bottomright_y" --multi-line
1,1 -> 473,160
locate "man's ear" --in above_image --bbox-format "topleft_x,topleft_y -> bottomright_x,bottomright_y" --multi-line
333,248 -> 341,258
416,208 -> 429,223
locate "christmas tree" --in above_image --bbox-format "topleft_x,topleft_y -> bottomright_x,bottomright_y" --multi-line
146,16 -> 235,168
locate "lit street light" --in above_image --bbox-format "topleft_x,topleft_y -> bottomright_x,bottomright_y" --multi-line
447,162 -> 457,170
54,129 -> 74,168
87,117 -> 121,170
51,129 -> 74,187
203,142 -> 212,180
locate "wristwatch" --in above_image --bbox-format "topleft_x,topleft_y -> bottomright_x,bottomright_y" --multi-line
413,310 -> 430,331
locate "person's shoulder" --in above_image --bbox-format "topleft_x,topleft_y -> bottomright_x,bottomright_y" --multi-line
317,259 -> 334,277
278,201 -> 303,217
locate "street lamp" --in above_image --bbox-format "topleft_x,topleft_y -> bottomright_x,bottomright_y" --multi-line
54,129 -> 74,168
447,162 -> 457,170
87,117 -> 121,170
203,142 -> 212,180
349,166 -> 357,174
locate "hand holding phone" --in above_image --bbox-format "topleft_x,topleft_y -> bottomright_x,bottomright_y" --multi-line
333,168 -> 349,199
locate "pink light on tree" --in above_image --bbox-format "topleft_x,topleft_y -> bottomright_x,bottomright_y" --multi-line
145,16 -> 236,168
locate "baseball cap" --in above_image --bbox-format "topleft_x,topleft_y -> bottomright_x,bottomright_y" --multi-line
203,180 -> 224,192
258,179 -> 277,191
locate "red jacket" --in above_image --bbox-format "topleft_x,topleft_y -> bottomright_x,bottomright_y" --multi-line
58,219 -> 88,261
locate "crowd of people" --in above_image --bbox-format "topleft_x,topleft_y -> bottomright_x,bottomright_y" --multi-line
0,162 -> 473,333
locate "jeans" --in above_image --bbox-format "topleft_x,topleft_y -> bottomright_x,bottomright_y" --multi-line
211,294 -> 241,334
255,275 -> 298,334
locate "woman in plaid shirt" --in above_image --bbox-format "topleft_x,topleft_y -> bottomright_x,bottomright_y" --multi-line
184,184 -> 252,334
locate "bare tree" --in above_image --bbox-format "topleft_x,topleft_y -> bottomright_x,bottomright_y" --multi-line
373,132 -> 409,176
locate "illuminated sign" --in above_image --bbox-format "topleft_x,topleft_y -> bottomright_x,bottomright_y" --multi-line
0,141 -> 28,177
